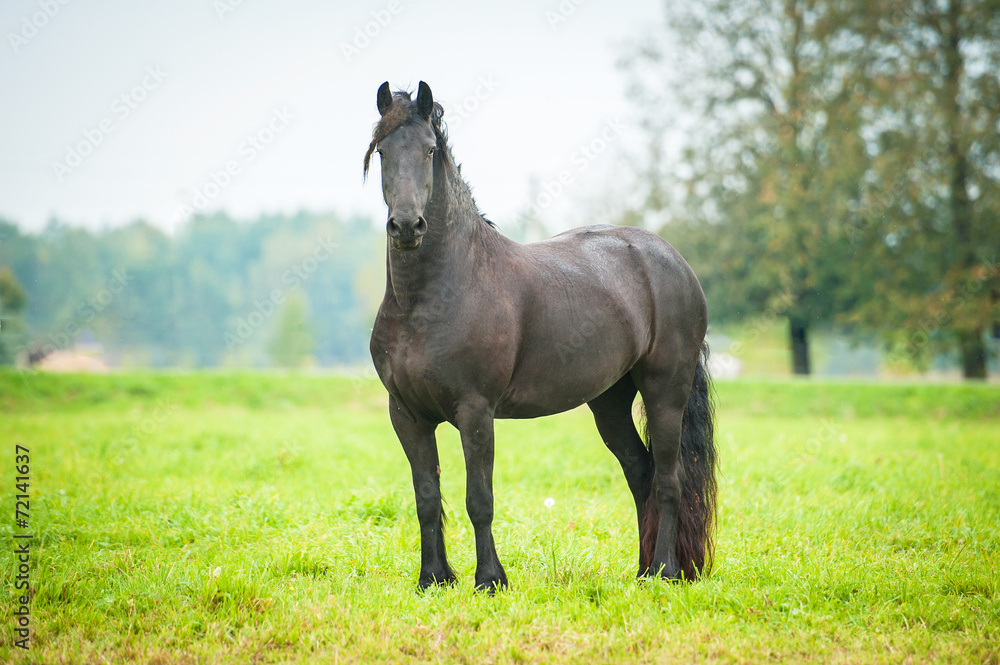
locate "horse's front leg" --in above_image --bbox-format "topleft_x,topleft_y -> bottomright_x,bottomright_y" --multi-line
389,397 -> 454,590
456,403 -> 508,592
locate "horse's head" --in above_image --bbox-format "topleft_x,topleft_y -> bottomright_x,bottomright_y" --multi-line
364,81 -> 449,252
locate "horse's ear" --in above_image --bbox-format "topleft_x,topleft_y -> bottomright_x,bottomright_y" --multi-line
376,81 -> 392,116
416,81 -> 434,120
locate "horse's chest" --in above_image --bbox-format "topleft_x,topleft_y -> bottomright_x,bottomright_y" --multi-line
372,310 -> 457,398
385,336 -> 434,383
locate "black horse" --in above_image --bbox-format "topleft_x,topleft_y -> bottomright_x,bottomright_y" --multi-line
365,81 -> 717,592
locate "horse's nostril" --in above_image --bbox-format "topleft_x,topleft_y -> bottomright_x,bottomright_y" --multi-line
387,215 -> 425,238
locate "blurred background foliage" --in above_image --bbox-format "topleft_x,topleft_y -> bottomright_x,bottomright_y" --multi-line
0,212 -> 382,369
622,0 -> 1000,379
0,0 -> 998,378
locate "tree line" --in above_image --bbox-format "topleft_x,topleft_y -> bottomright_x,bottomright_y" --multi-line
0,212 -> 383,368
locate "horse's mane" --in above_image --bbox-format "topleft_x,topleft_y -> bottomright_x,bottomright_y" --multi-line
363,89 -> 496,229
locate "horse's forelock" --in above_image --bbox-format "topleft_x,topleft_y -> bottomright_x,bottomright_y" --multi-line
363,93 -> 450,179
364,101 -> 409,179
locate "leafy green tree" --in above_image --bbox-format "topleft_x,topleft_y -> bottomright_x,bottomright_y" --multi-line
267,291 -> 314,369
850,0 -> 1000,378
624,0 -> 876,374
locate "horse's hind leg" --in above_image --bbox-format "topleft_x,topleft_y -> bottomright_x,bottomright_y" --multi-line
587,374 -> 654,574
631,359 -> 697,580
389,398 -> 454,590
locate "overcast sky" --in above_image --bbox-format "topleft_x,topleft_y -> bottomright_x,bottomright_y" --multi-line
0,0 -> 664,234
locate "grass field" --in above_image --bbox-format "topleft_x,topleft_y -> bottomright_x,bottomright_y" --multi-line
1,371 -> 998,664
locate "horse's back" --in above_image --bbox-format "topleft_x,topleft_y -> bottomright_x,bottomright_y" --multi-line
544,224 -> 693,271
530,224 -> 705,323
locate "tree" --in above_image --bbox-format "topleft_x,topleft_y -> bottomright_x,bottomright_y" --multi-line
0,267 -> 27,364
624,0 -> 876,374
267,291 -> 314,369
850,0 -> 1000,378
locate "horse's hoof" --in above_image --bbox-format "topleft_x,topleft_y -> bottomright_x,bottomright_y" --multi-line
474,579 -> 507,595
417,572 -> 456,592
638,562 -> 687,583
474,569 -> 508,595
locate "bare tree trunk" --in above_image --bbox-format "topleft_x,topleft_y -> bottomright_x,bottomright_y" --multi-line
790,320 -> 810,376
943,0 -> 988,380
958,328 -> 987,380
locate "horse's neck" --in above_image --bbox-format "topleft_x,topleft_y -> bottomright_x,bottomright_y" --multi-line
386,172 -> 489,308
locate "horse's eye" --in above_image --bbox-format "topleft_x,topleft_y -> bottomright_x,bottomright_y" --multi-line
427,147 -> 435,157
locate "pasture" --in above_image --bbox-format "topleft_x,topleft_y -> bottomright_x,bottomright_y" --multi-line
1,371 -> 998,663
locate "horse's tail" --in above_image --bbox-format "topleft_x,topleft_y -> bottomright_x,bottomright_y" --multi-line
639,343 -> 718,580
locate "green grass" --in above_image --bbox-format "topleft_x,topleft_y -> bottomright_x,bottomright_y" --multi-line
1,371 -> 998,663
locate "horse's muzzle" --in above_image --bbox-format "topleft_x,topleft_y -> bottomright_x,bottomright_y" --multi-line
387,215 -> 427,251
